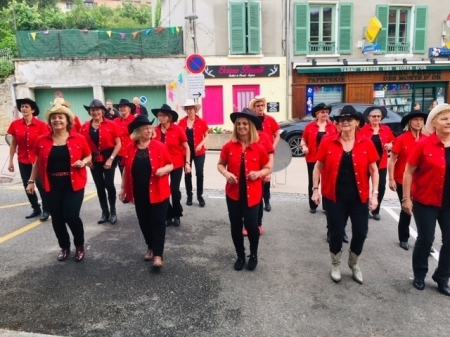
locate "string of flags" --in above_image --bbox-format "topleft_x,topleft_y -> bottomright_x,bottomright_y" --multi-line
167,70 -> 186,111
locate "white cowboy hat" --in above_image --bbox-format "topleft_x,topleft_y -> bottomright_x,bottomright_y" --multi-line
248,95 -> 267,110
180,98 -> 201,111
425,103 -> 450,134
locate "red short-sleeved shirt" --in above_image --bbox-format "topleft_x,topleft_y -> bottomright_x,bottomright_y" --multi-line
122,140 -> 173,203
178,116 -> 209,156
302,120 -> 337,163
317,133 -> 379,203
73,116 -> 82,133
407,133 -> 447,207
7,117 -> 51,164
154,123 -> 188,169
79,118 -> 120,152
391,131 -> 428,184
358,124 -> 395,169
34,131 -> 91,192
113,114 -> 136,157
220,141 -> 270,207
260,114 -> 280,144
258,130 -> 275,154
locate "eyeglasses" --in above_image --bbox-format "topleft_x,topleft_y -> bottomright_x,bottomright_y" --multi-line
185,106 -> 196,110
369,115 -> 382,118
338,117 -> 355,123
254,104 -> 265,108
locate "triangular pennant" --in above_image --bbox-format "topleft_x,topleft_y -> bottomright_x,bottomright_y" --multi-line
176,27 -> 180,34
157,27 -> 163,34
120,33 -> 126,39
107,31 -> 112,37
145,29 -> 151,35
132,31 -> 138,39
168,91 -> 174,102
170,27 -> 175,34
31,32 -> 37,40
171,81 -> 177,89
177,73 -> 183,84
43,30 -> 49,35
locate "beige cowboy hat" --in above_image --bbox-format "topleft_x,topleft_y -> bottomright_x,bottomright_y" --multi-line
425,103 -> 450,134
248,95 -> 267,110
45,104 -> 75,124
50,97 -> 71,108
180,98 -> 201,111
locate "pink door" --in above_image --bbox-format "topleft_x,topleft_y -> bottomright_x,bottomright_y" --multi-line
232,85 -> 260,112
203,86 -> 224,125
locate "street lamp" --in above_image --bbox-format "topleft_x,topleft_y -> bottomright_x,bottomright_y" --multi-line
185,12 -> 198,53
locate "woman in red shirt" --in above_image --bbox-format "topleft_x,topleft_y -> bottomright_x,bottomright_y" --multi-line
178,99 -> 209,207
7,98 -> 51,221
152,104 -> 191,227
312,106 -> 379,284
26,103 -> 91,262
80,99 -> 121,225
217,109 -> 271,271
388,109 -> 428,250
112,99 -> 136,176
403,104 -> 450,296
119,115 -> 173,268
359,106 -> 395,220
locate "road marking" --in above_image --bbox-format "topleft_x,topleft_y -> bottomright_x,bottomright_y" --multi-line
0,192 -> 98,244
0,201 -> 35,209
383,206 -> 439,261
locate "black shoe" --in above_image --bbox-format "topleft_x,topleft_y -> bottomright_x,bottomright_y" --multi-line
264,202 -> 271,212
198,196 -> 205,207
172,217 -> 180,227
413,277 -> 425,290
122,199 -> 129,204
39,211 -> 50,221
234,256 -> 245,271
432,275 -> 450,296
186,196 -> 193,206
98,212 -> 109,224
165,219 -> 172,227
343,232 -> 349,243
26,209 -> 41,219
399,241 -> 409,250
309,208 -> 317,214
372,213 -> 381,221
109,213 -> 117,225
326,231 -> 330,243
430,247 -> 436,254
247,255 -> 258,271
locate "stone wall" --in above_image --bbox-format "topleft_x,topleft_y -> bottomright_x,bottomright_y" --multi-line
0,76 -> 14,135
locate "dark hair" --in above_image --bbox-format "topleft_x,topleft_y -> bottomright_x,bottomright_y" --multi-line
49,113 -> 73,131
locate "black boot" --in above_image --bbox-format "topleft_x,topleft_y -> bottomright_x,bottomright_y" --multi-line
108,196 -> 117,225
98,198 -> 109,224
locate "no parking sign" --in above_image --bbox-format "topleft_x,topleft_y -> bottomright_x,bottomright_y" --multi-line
186,53 -> 206,74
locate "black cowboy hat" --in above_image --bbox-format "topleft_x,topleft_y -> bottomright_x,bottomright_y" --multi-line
16,98 -> 40,116
83,99 -> 108,115
113,98 -> 136,114
363,106 -> 388,121
128,115 -> 153,134
311,103 -> 331,118
333,105 -> 365,127
230,108 -> 262,130
151,103 -> 179,122
401,109 -> 428,129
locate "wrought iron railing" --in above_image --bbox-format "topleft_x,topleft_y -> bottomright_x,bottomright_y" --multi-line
387,42 -> 410,53
308,41 -> 336,54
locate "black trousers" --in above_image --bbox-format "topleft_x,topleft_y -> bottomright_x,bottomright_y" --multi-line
18,162 -> 48,212
263,181 -> 270,203
184,154 -> 205,198
90,158 -> 117,207
116,155 -> 124,176
306,162 -> 317,210
412,201 -> 450,284
395,182 -> 411,242
135,197 -> 169,257
324,194 -> 369,255
45,176 -> 85,249
167,167 -> 183,219
226,196 -> 260,257
372,167 -> 387,215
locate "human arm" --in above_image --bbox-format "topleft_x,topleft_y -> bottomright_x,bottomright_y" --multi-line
311,161 -> 324,204
104,136 -> 121,169
387,152 -> 398,191
196,130 -> 209,152
182,141 -> 192,173
217,157 -> 238,184
25,157 -> 40,195
401,164 -> 416,216
155,163 -> 173,177
118,167 -> 128,202
8,136 -> 17,172
368,162 -> 379,212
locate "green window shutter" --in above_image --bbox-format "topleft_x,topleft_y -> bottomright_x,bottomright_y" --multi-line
338,3 -> 353,54
294,3 -> 308,55
413,6 -> 428,53
229,2 -> 246,55
376,5 -> 389,54
247,1 -> 261,54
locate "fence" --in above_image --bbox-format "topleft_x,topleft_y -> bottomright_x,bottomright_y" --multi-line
0,49 -> 14,78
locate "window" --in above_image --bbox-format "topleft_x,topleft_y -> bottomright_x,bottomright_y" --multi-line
66,2 -> 73,10
376,5 -> 428,54
229,1 -> 261,55
232,85 -> 259,112
294,3 -> 353,56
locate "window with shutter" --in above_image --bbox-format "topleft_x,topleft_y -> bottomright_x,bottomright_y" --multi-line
229,2 -> 246,55
228,1 -> 262,55
247,2 -> 261,54
414,6 -> 428,53
294,3 -> 308,55
338,3 -> 352,54
376,5 -> 389,54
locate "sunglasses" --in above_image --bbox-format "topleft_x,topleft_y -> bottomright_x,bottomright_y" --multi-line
338,117 -> 355,123
369,115 -> 382,118
254,104 -> 265,108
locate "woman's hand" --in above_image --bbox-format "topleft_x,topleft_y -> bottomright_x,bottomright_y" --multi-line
302,145 -> 309,155
118,188 -> 126,202
402,199 -> 413,216
224,172 -> 238,184
247,170 -> 261,181
388,179 -> 397,191
311,190 -> 321,205
26,182 -> 35,195
195,145 -> 202,152
263,174 -> 271,182
8,161 -> 14,172
184,162 -> 192,174
71,160 -> 86,169
155,167 -> 167,177
104,158 -> 113,170
384,143 -> 393,151
369,194 -> 379,212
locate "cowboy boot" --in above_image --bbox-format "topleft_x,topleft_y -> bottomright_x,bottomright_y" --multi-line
348,250 -> 363,284
330,251 -> 342,283
98,198 -> 110,224
108,196 -> 117,224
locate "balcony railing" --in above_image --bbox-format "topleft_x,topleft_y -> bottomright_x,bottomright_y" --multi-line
308,41 -> 336,55
387,42 -> 410,53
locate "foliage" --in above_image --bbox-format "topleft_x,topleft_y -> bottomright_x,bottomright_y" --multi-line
154,0 -> 161,27
208,127 -> 232,134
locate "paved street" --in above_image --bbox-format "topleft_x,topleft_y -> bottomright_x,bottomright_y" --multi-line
0,138 -> 447,337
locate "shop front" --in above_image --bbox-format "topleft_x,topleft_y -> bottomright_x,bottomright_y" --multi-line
292,62 -> 450,118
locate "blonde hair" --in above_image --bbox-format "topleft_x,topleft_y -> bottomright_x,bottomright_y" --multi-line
403,118 -> 426,133
130,125 -> 154,141
432,109 -> 450,123
230,117 -> 259,143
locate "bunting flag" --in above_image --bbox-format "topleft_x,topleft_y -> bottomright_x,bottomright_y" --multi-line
120,33 -> 126,39
157,27 -> 163,34
170,27 -> 175,34
106,31 -> 112,38
176,27 -> 180,34
43,30 -> 49,35
82,29 -> 88,34
31,32 -> 37,40
168,91 -> 174,102
132,31 -> 138,39
145,29 -> 151,35
177,72 -> 183,84
171,81 -> 177,89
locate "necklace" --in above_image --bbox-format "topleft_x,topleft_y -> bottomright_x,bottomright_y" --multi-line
53,134 -> 68,146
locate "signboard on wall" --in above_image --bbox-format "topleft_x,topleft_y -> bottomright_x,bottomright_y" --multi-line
267,102 -> 279,112
365,16 -> 382,43
204,65 -> 280,78
429,47 -> 450,58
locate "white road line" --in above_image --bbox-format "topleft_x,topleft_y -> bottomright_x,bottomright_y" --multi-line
383,206 -> 439,261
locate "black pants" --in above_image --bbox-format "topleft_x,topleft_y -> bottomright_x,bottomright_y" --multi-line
324,195 -> 369,255
307,162 -> 317,210
412,201 -> 450,284
372,167 -> 387,215
263,181 -> 270,203
90,158 -> 117,208
116,155 -> 124,176
395,182 -> 411,242
18,162 -> 48,213
135,197 -> 169,257
226,196 -> 260,257
184,154 -> 205,198
45,176 -> 85,249
167,167 -> 183,219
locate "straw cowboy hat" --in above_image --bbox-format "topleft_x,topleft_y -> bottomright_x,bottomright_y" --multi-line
128,115 -> 153,134
113,98 -> 136,114
230,108 -> 262,131
50,97 -> 71,108
249,95 -> 267,110
151,103 -> 179,122
311,103 -> 331,118
16,98 -> 40,116
180,98 -> 201,111
400,109 -> 428,129
45,104 -> 75,124
333,105 -> 365,127
425,103 -> 450,134
83,99 -> 108,115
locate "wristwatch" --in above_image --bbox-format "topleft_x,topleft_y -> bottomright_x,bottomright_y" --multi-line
110,155 -> 115,160
27,180 -> 35,184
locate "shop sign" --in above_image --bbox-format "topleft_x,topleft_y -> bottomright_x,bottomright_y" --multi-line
382,71 -> 441,81
297,64 -> 450,74
307,73 -> 345,83
428,47 -> 450,58
267,102 -> 279,112
365,16 -> 382,43
204,65 -> 280,78
363,44 -> 381,54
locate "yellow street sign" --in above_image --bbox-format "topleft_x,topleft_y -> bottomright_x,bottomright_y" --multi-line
365,16 -> 382,43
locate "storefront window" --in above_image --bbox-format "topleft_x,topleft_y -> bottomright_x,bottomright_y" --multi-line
373,83 -> 413,117
437,87 -> 445,104
306,85 -> 343,115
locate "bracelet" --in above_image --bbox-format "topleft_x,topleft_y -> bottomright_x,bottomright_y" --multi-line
27,180 -> 35,184
185,162 -> 190,165
402,197 -> 410,202
312,187 -> 319,191
373,190 -> 379,195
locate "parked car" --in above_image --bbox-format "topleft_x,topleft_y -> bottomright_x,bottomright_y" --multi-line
278,103 -> 403,157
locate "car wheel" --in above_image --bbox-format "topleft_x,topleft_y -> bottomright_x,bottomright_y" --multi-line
287,135 -> 304,157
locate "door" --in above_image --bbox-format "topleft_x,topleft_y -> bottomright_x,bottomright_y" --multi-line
232,85 -> 259,112
413,83 -> 446,112
202,86 -> 223,125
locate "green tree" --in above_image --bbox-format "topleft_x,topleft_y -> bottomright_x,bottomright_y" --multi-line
154,0 -> 161,27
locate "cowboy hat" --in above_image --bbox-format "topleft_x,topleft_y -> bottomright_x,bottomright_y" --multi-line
230,108 -> 262,131
128,115 -> 153,134
83,99 -> 108,115
113,98 -> 136,114
333,105 -> 365,127
180,98 -> 201,111
363,106 -> 388,121
16,98 -> 40,116
401,109 -> 428,129
311,103 -> 331,118
248,95 -> 267,110
151,103 -> 179,122
45,104 -> 75,124
50,97 -> 71,108
425,103 -> 450,134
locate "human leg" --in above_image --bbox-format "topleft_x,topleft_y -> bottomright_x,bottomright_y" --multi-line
18,162 -> 41,216
90,162 -> 109,223
194,154 -> 206,206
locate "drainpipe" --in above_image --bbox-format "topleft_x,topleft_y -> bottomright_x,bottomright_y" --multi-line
285,0 -> 291,120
